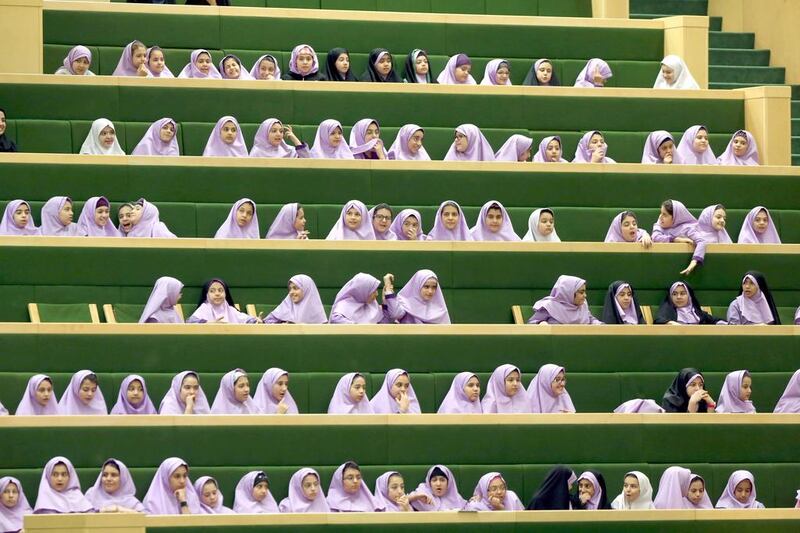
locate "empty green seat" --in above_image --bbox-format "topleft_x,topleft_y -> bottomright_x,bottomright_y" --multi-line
27,303 -> 100,324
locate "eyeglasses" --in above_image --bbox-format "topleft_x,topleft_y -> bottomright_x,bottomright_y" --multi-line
552,377 -> 566,384
373,215 -> 391,221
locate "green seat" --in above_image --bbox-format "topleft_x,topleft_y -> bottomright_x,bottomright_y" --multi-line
104,303 -> 146,323
27,303 -> 100,324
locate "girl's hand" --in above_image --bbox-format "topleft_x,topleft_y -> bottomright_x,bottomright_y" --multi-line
296,230 -> 310,240
405,226 -> 418,240
395,391 -> 410,413
137,63 -> 149,77
285,125 -> 301,146
174,488 -> 186,502
579,491 -> 591,505
590,147 -> 605,163
673,237 -> 694,246
383,273 -> 395,293
374,139 -> 386,160
680,260 -> 698,276
184,393 -> 195,414
592,65 -> 604,85
276,400 -> 289,415
640,234 -> 653,249
396,494 -> 411,511
489,495 -> 505,510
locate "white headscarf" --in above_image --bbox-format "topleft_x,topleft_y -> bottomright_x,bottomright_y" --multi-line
610,471 -> 655,510
80,118 -> 125,155
523,208 -> 560,242
653,55 -> 699,90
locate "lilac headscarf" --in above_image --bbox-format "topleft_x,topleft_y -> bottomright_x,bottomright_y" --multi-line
465,473 -> 523,511
330,273 -> 384,324
444,124 -> 495,161
396,269 -> 450,324
211,369 -> 261,414
576,472 -> 603,510
195,476 -> 234,514
233,471 -> 278,513
77,196 -> 122,237
214,198 -> 259,239
532,275 -> 595,324
0,477 -> 31,532
737,206 -> 780,244
16,374 -> 58,415
574,58 -> 612,87
203,116 -> 248,157
572,131 -> 615,163
310,119 -> 354,159
686,475 -> 714,509
158,371 -> 211,415
734,274 -> 774,324
653,466 -> 692,509
139,276 -> 184,323
39,196 -> 80,236
113,41 -> 146,76
389,209 -> 425,241
132,118 -> 179,156
59,45 -> 93,75
327,373 -> 374,414
604,211 -> 649,243
110,374 -> 157,415
695,205 -> 732,244
652,200 -> 697,237
410,465 -> 467,511
289,44 -> 320,76
480,364 -> 528,413
532,136 -> 568,163
219,54 -> 255,80
676,125 -> 717,164
268,274 -> 327,324
436,54 -> 476,85
613,399 -> 665,414
143,457 -> 202,514
250,54 -> 282,80
715,370 -> 755,414
774,369 -> 800,413
326,463 -> 381,512
84,459 -> 144,512
34,457 -> 94,514
480,59 -> 511,86
716,470 -> 762,508
279,468 -> 330,513
58,370 -> 106,415
250,119 -> 297,158
528,364 -> 575,413
642,131 -> 679,164
146,47 -> 174,78
427,201 -> 473,241
178,49 -> 222,79
370,369 -> 421,414
125,199 -> 176,238
717,130 -> 759,165
494,134 -> 533,162
349,118 -> 387,159
0,200 -> 39,235
253,368 -> 299,414
437,372 -> 482,414
387,124 -> 430,161
327,200 -> 376,240
266,203 -> 303,239
373,472 -> 406,511
470,200 -> 520,241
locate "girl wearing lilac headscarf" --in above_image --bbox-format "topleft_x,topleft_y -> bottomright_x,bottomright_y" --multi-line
250,119 -> 309,158
387,124 -> 430,161
427,201 -> 473,241
233,471 -> 278,513
253,368 -> 299,414
360,48 -> 402,83
641,130 -> 678,164
727,271 -> 779,325
178,49 -> 222,79
604,211 -> 652,247
159,371 -> 211,415
651,199 -> 706,274
409,465 -> 467,511
373,472 -> 413,512
33,457 -> 94,514
574,471 -> 610,510
480,59 -> 512,86
195,477 -> 234,514
574,58 -> 612,88
279,468 -> 331,513
265,274 -> 327,324
481,364 -> 529,414
327,373 -> 374,414
533,136 -> 568,163
55,46 -> 95,76
139,276 -> 183,324
738,206 -> 781,244
717,130 -> 759,165
146,47 -> 174,78
494,134 -> 533,162
676,125 -> 717,164
0,200 -> 39,235
39,196 -> 80,236
716,470 -> 764,508
653,466 -> 694,509
215,198 -> 259,239
211,368 -> 261,414
370,369 -> 421,414
84,459 -> 144,513
80,118 -> 125,155
715,370 -> 756,413
327,462 -> 381,512
601,281 -> 645,325
283,44 -> 326,81
389,209 -> 425,240
326,200 -> 376,240
219,54 -> 255,80
686,475 -> 713,509
188,278 -> 260,324
250,54 -> 281,81
436,54 -> 476,85
77,196 -> 122,237
529,364 -> 576,413
523,58 -> 560,86
132,118 -> 179,156
113,40 -> 149,77
695,204 -> 732,245
613,399 -> 664,414
390,269 -> 450,324
349,119 -> 388,160
110,375 -> 157,415
266,203 -> 309,240
610,472 -> 655,509
124,199 -> 176,238
470,200 -> 520,241
437,372 -> 482,414
0,476 -> 32,532
16,374 -> 58,415
655,282 -> 725,325
774,369 -> 800,413
464,473 -> 524,511
572,131 -> 616,163
444,124 -> 495,161
203,116 -> 248,157
143,457 -> 202,514
58,370 -> 106,415
310,119 -> 355,159
528,275 -> 603,325
329,272 -> 395,324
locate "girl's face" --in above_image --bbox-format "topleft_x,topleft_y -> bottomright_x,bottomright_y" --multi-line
415,55 -> 429,75
545,139 -> 561,162
148,50 -> 165,74
50,464 -> 70,492
0,110 -> 6,135
118,206 -> 133,232
220,121 -> 238,145
58,201 -> 74,226
342,467 -> 362,494
233,375 -> 250,403
35,379 -> 53,406
391,374 -> 410,400
387,475 -> 405,502
268,123 -> 284,146
72,56 -> 90,75
376,54 -> 392,76
686,479 -> 705,504
573,284 -> 587,306
712,208 -> 726,231
621,215 -> 639,242
159,122 -> 176,143
201,480 -> 219,507
463,376 -> 480,402
420,278 -> 438,301
169,466 -> 188,492
349,376 -> 366,403
454,64 -> 472,83
734,479 -> 752,504
551,371 -> 566,395
616,286 -> 632,310
495,65 -> 510,85
131,45 -> 147,68
402,215 -> 419,239
623,475 -> 640,502
658,140 -> 675,162
328,126 -> 343,147
407,130 -> 424,154
661,64 -> 675,84
236,202 -> 254,227
12,203 -> 30,228
223,57 -> 241,79
207,281 -> 227,306
753,210 -> 769,234
686,376 -> 704,396
288,281 -> 304,304
79,378 -> 97,405
126,379 -> 144,406
180,375 -> 200,403
296,51 -> 315,75
430,475 -> 448,496
732,135 -> 748,157
538,211 -> 554,236
578,479 -> 595,499
670,285 -> 689,308
658,206 -> 674,228
588,133 -> 604,152
742,277 -> 758,298
536,62 -> 552,84
302,474 -> 320,500
253,480 -> 269,502
294,207 -> 306,232
195,52 -> 212,74
454,131 -> 468,153
504,370 -> 521,397
485,207 -> 504,233
258,58 -> 276,80
101,463 -> 121,494
372,208 -> 392,234
693,128 -> 709,153
335,53 -> 350,75
487,477 -> 507,502
740,375 -> 752,401
441,205 -> 460,230
364,122 -> 380,142
1,482 -> 19,508
99,126 -> 116,148
272,374 -> 289,401
345,206 -> 363,230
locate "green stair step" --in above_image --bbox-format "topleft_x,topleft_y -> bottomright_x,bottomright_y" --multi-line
793,154 -> 800,166
708,81 -> 775,89
630,0 -> 707,15
709,48 -> 770,67
792,85 -> 800,99
709,16 -> 722,32
791,101 -> 800,117
793,118 -> 800,137
791,137 -> 800,154
710,31 -> 755,49
709,65 -> 785,84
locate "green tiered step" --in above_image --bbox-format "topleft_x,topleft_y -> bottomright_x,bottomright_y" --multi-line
792,86 -> 800,166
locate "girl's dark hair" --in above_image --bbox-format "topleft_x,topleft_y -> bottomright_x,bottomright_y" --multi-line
621,210 -> 638,222
181,372 -> 199,385
714,204 -> 726,212
197,278 -> 235,308
441,201 -> 460,212
372,203 -> 393,218
661,200 -> 674,216
81,373 -> 98,385
342,461 -> 361,475
690,476 -> 705,487
488,202 -> 502,211
118,202 -> 134,214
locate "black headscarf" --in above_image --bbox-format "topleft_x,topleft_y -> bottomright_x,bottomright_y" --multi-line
654,281 -> 722,325
196,278 -> 236,309
527,465 -> 575,510
523,59 -> 561,86
0,108 -> 18,153
737,270 -> 780,324
403,49 -> 435,83
661,367 -> 709,413
601,280 -> 645,324
325,47 -> 357,82
360,48 -> 402,83
576,470 -> 611,509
